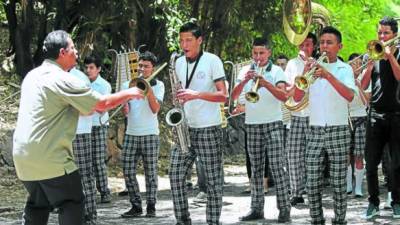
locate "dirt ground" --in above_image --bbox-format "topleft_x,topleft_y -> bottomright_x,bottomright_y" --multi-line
0,165 -> 398,225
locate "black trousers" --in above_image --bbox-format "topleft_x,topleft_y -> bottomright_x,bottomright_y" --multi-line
21,170 -> 85,225
365,111 -> 400,206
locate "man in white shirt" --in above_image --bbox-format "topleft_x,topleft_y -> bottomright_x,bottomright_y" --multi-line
84,55 -> 113,203
293,26 -> 355,225
231,37 -> 291,223
70,68 -> 97,225
120,51 -> 165,218
285,32 -> 317,206
169,22 -> 227,225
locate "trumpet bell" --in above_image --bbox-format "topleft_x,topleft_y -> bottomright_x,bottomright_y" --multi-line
166,108 -> 184,126
294,76 -> 309,90
245,91 -> 260,103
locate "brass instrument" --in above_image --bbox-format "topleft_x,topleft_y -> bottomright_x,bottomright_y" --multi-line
283,0 -> 330,45
165,52 -> 191,153
284,52 -> 328,111
366,34 -> 400,61
245,61 -> 264,103
283,0 -> 330,111
130,62 -> 168,95
225,60 -> 251,118
100,62 -> 167,126
294,52 -> 328,91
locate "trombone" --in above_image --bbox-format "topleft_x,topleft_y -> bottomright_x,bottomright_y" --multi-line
100,62 -> 167,126
349,34 -> 400,72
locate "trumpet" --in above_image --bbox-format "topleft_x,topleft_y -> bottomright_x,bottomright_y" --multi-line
294,51 -> 328,90
284,52 -> 329,111
245,61 -> 264,103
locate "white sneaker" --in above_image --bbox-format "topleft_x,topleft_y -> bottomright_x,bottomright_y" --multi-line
384,192 -> 392,209
194,191 -> 207,203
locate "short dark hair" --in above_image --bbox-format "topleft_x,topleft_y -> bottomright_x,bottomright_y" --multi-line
348,53 -> 360,61
43,30 -> 70,60
379,16 -> 398,33
252,37 -> 271,49
139,51 -> 158,66
83,55 -> 102,68
320,26 -> 342,43
306,32 -> 318,46
277,54 -> 288,61
179,22 -> 202,38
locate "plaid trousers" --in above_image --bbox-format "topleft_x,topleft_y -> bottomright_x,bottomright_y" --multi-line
72,133 -> 97,223
169,126 -> 223,225
287,116 -> 309,197
306,125 -> 350,225
122,134 -> 160,205
349,117 -> 366,157
91,126 -> 110,195
246,121 -> 290,212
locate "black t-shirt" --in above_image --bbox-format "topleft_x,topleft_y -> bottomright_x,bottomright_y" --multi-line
370,49 -> 400,113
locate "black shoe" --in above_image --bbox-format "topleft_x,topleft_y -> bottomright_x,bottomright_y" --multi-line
121,205 -> 143,218
146,203 -> 156,217
278,209 -> 291,223
100,194 -> 111,203
290,196 -> 305,206
118,189 -> 129,196
239,210 -> 264,221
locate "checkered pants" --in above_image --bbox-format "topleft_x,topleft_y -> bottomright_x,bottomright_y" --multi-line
287,116 -> 309,197
72,134 -> 97,223
350,117 -> 366,158
306,126 -> 350,225
91,126 -> 110,195
122,134 -> 160,205
169,126 -> 223,225
246,121 -> 290,212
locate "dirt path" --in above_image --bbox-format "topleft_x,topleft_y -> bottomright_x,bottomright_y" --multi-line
0,165 -> 397,225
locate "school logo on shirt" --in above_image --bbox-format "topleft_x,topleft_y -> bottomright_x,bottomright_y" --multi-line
196,71 -> 206,79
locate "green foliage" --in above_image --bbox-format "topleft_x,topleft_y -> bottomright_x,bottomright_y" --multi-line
151,0 -> 190,52
0,2 -> 6,22
314,0 -> 393,60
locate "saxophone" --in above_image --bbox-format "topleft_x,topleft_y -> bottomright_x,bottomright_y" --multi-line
165,52 -> 191,153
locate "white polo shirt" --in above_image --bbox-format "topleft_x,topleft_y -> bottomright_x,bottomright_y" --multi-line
70,68 -> 93,134
237,63 -> 286,125
175,52 -> 225,128
285,56 -> 309,117
309,59 -> 356,126
123,80 -> 165,135
349,74 -> 371,117
91,75 -> 111,126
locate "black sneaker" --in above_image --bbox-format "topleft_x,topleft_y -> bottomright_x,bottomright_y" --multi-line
239,210 -> 264,221
121,205 -> 143,218
100,194 -> 111,203
277,209 -> 291,223
146,203 -> 156,217
118,189 -> 129,196
290,196 -> 304,206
